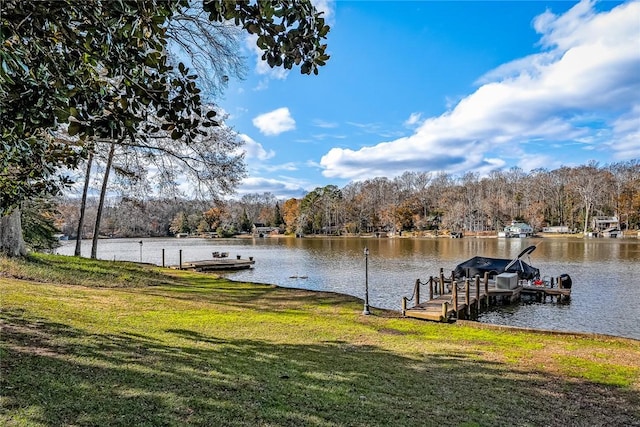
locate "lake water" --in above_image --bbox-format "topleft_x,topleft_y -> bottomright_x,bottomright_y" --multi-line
56,236 -> 640,340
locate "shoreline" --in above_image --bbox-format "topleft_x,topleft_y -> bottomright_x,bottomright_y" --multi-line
75,230 -> 638,240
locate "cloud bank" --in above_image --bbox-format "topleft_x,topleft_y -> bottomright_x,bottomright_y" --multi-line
234,177 -> 309,199
320,0 -> 640,181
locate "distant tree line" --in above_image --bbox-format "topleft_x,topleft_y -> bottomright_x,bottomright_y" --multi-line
54,160 -> 639,239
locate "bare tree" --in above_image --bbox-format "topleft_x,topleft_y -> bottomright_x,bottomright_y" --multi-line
569,161 -> 612,234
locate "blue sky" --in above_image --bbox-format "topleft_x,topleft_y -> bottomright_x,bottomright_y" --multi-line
218,0 -> 639,199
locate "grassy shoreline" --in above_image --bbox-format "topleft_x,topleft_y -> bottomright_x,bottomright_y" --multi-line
1,253 -> 639,426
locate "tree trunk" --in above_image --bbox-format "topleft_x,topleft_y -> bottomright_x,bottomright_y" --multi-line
0,209 -> 27,257
583,201 -> 592,235
74,152 -> 93,256
91,141 -> 116,259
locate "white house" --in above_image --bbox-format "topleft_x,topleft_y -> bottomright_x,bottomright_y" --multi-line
501,221 -> 533,238
591,216 -> 619,232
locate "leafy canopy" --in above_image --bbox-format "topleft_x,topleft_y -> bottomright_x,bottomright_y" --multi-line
0,0 -> 330,214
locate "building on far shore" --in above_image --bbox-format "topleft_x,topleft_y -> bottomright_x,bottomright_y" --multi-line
586,216 -> 620,238
591,216 -> 619,232
252,223 -> 279,237
498,221 -> 534,238
542,226 -> 572,234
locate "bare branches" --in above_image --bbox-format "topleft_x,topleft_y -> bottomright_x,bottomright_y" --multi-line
166,5 -> 246,99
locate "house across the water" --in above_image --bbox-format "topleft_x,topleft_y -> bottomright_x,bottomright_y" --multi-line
252,223 -> 279,237
499,221 -> 534,238
587,216 -> 620,238
542,226 -> 572,234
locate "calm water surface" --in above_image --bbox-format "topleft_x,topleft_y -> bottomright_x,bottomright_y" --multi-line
56,236 -> 640,340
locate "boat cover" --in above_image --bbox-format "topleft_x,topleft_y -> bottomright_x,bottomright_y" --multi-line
453,256 -> 540,280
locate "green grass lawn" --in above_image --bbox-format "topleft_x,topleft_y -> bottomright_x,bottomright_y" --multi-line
1,253 -> 639,426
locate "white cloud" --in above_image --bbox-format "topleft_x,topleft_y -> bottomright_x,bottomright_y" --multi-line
608,105 -> 640,159
320,0 -> 640,180
404,112 -> 422,127
263,163 -> 298,172
238,134 -> 275,161
234,176 -> 310,199
252,107 -> 296,136
312,119 -> 339,128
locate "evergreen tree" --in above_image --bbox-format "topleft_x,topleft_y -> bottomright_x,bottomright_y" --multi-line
272,203 -> 284,228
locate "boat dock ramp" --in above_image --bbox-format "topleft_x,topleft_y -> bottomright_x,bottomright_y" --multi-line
402,269 -> 571,322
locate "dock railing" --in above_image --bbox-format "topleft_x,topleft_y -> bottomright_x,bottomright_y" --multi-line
402,275 -> 448,316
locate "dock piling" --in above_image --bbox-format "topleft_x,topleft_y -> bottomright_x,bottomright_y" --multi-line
429,276 -> 434,300
484,272 -> 490,306
452,281 -> 458,316
465,278 -> 470,317
475,275 -> 481,312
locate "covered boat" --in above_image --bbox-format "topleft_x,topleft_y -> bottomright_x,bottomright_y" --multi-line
453,245 -> 540,280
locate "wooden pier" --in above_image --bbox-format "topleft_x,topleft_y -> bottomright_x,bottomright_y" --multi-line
402,269 -> 571,322
169,255 -> 255,272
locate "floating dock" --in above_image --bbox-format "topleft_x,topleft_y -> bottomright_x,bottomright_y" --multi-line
402,269 -> 570,322
170,256 -> 255,272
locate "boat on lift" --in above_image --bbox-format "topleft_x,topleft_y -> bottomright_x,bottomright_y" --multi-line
453,245 -> 572,291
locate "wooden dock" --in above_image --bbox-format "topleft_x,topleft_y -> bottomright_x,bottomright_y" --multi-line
402,270 -> 571,322
521,285 -> 571,302
170,256 -> 255,272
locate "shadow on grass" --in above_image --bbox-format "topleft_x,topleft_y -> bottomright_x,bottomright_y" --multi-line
138,277 -> 369,317
7,253 -> 176,288
1,309 -> 639,427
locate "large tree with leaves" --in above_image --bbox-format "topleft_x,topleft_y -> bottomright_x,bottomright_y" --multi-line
0,0 -> 330,256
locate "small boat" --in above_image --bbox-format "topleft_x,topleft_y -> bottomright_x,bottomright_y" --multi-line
453,245 -> 572,290
454,245 -> 540,280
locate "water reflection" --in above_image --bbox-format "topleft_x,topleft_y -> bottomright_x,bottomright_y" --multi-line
56,236 -> 640,340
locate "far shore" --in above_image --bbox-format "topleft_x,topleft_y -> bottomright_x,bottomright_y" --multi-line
69,230 -> 639,241
194,230 -> 639,240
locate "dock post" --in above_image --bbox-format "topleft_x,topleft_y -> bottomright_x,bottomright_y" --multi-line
452,281 -> 458,316
484,272 -> 490,306
162,249 -> 165,268
465,278 -> 471,318
402,297 -> 407,316
179,249 -> 182,270
441,301 -> 448,322
439,268 -> 444,294
475,275 -> 481,313
429,276 -> 434,300
415,279 -> 421,305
